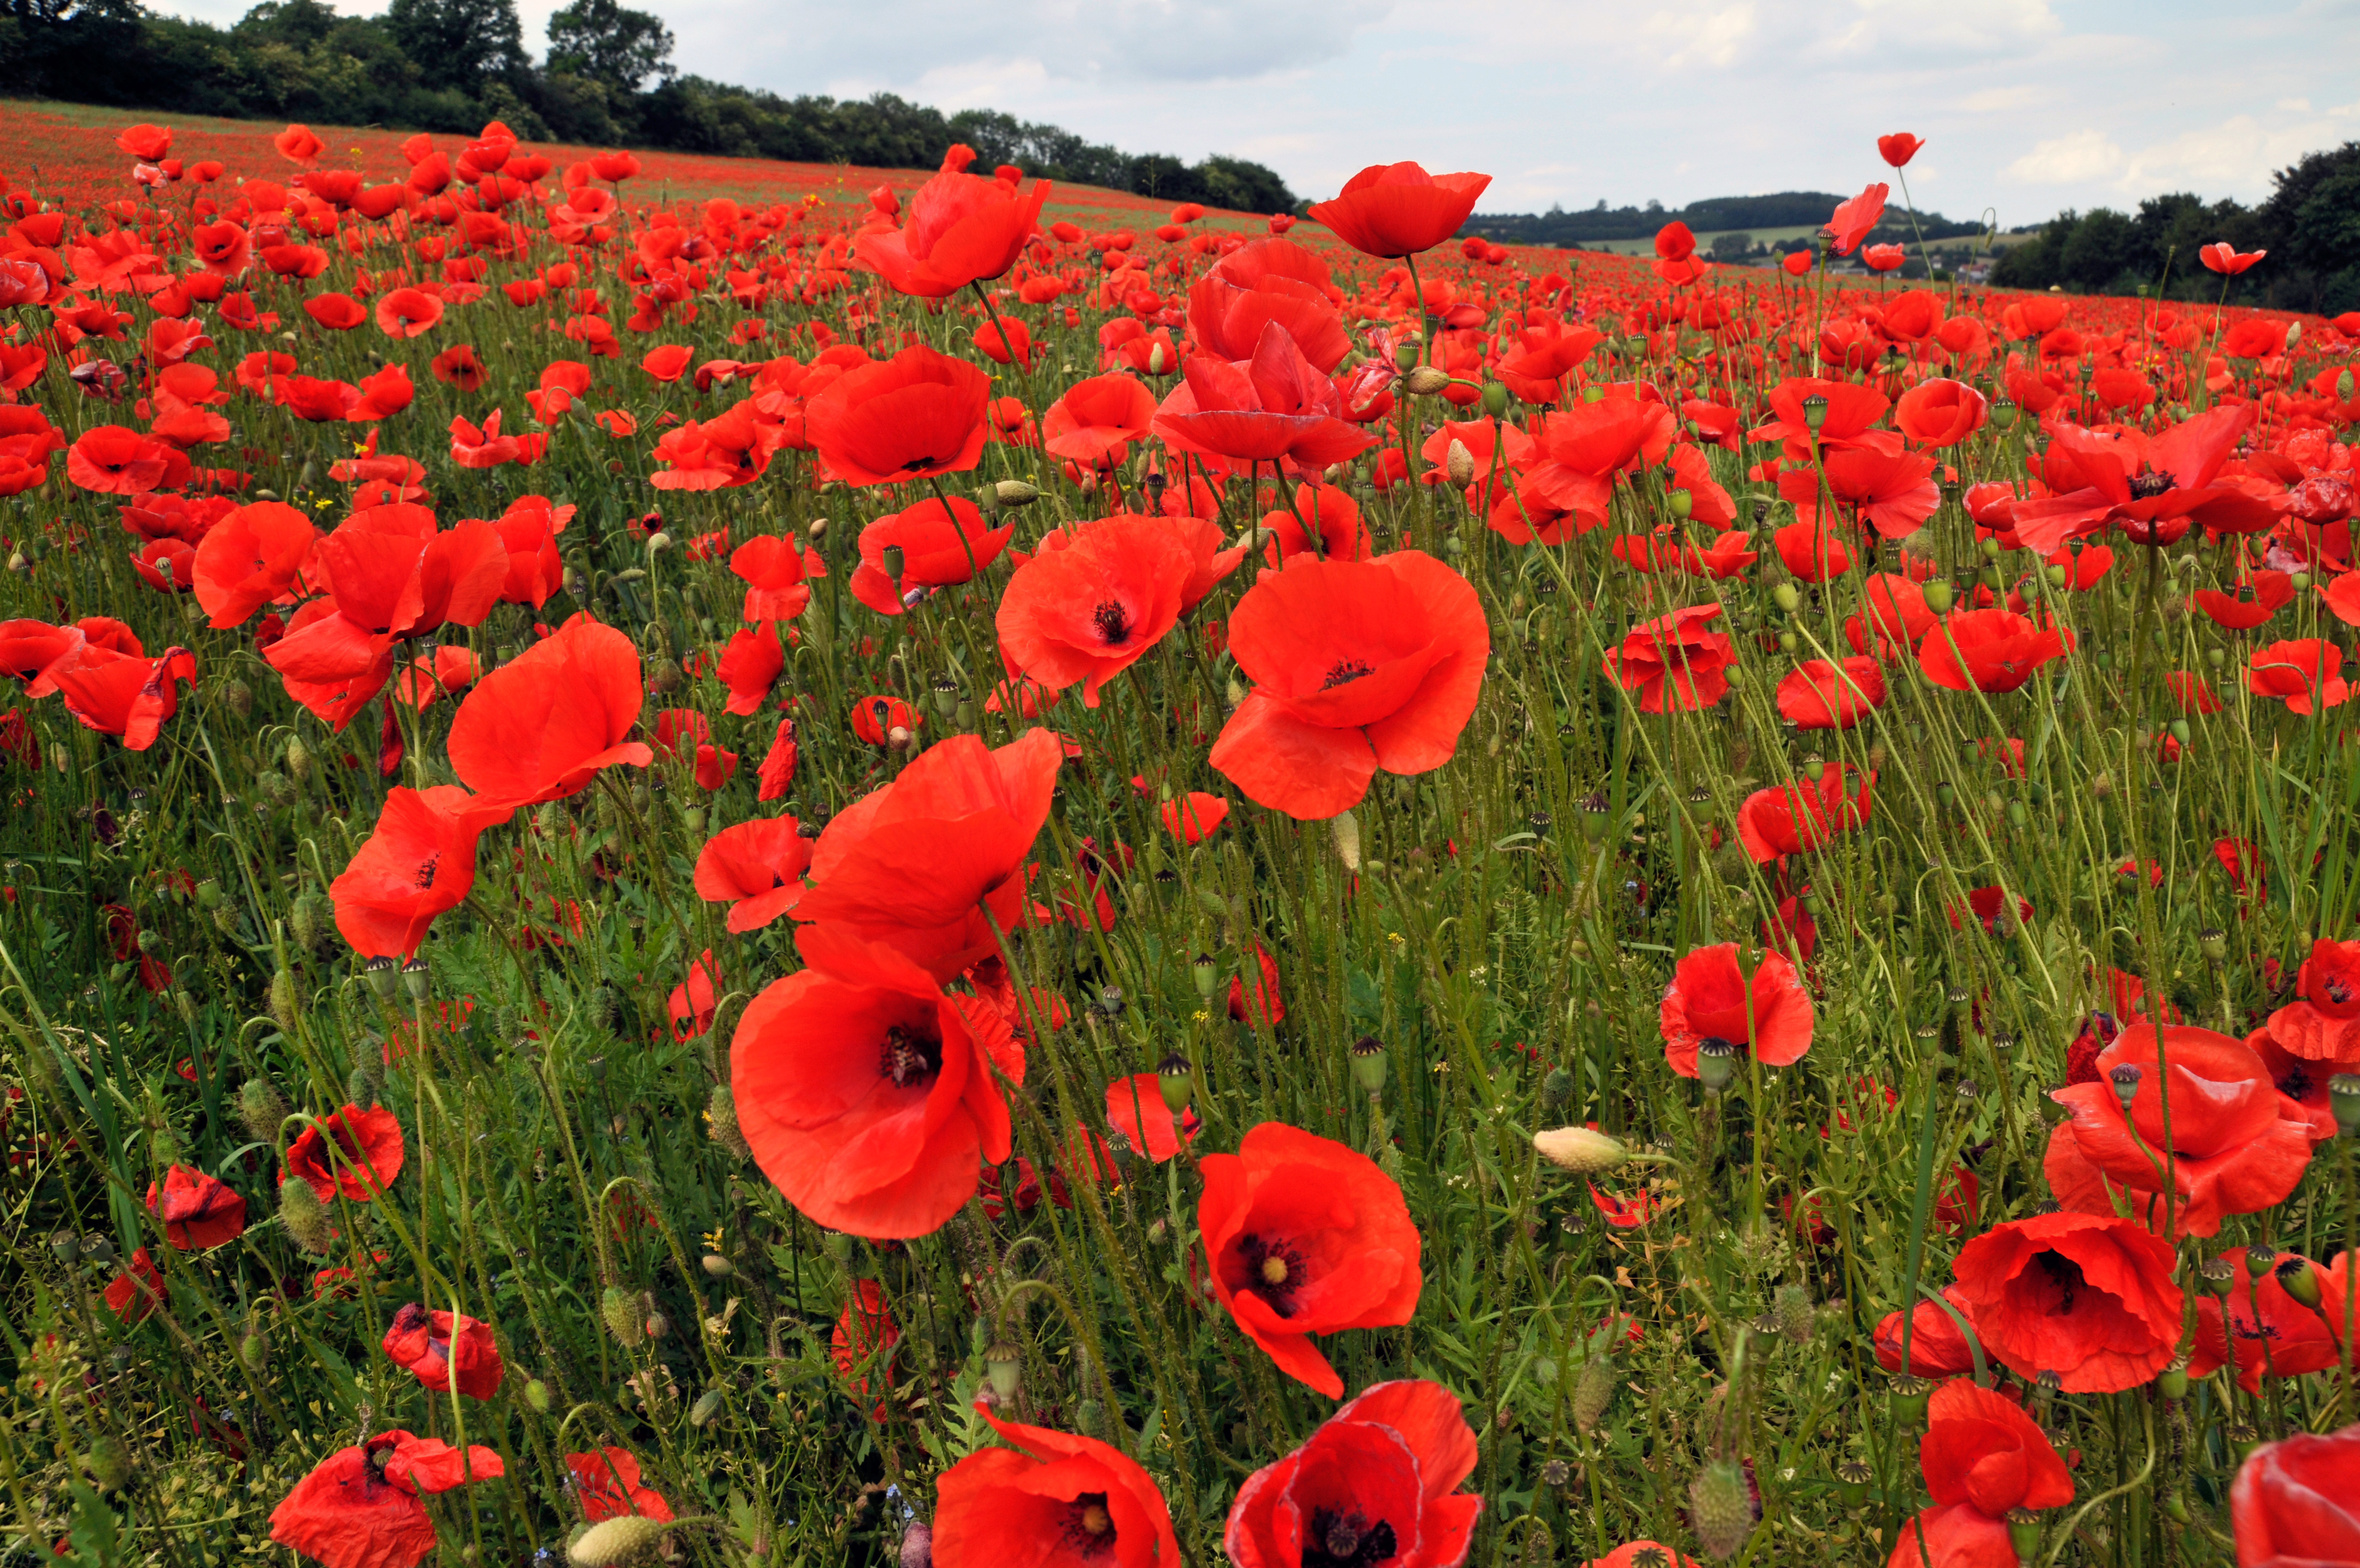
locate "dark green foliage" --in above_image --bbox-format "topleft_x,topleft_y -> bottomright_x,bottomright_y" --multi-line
1465,191 -> 1984,249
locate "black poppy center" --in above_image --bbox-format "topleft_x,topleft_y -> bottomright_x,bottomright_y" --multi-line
879,1023 -> 943,1090
1323,658 -> 1376,690
1303,1507 -> 1399,1567
1093,600 -> 1132,646
2280,1064 -> 2315,1101
1233,1232 -> 1306,1316
2325,978 -> 2355,1006
2128,472 -> 2174,500
415,852 -> 440,890
2034,1250 -> 2088,1315
1058,1492 -> 1116,1557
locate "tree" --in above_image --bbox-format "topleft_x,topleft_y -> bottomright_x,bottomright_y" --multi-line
2057,206 -> 2139,291
384,0 -> 523,92
544,0 -> 671,91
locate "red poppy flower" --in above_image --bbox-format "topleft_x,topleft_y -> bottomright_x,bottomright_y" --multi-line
1043,373 -> 1160,469
566,1447 -> 673,1523
792,727 -> 1061,979
2200,242 -> 2267,275
1603,604 -> 1733,712
2193,570 -> 2294,630
447,613 -> 652,805
2190,1251 -> 2346,1393
851,693 -> 921,747
732,925 -> 1021,1239
1824,183 -> 1889,255
728,534 -> 819,623
1208,551 -> 1487,821
1890,1378 -> 2072,1568
2248,638 -> 2353,715
806,344 -> 991,487
850,495 -> 1015,616
1894,377 -> 1985,447
382,1302 -> 503,1399
1198,1122 -> 1421,1397
1259,482 -> 1375,565
1736,765 -> 1871,861
1917,608 -> 2071,693
853,144 -> 1049,298
102,1246 -> 165,1322
2232,1426 -> 2360,1566
1227,1379 -> 1482,1568
1950,1211 -> 2180,1392
1105,1072 -> 1198,1163
933,1404 -> 1180,1568
2012,404 -> 2253,553
1659,944 -> 1814,1078
1776,657 -> 1886,730
284,1102 -> 405,1204
2042,1023 -> 2312,1238
1160,791 -> 1229,844
270,1430 -> 502,1568
1872,1286 -> 1979,1378
1187,237 -> 1350,372
1309,163 -> 1492,259
46,643 -> 196,750
1878,132 -> 1925,167
146,1164 -> 246,1250
693,817 -> 813,932
1778,446 -> 1940,539
1584,1545 -> 1702,1568
997,517 -> 1195,706
1152,322 -> 1376,474
330,786 -> 511,957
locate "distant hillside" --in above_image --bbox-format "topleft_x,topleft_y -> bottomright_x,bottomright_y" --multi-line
1462,191 -> 1984,249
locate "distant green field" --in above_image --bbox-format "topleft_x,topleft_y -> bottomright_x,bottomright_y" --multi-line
1460,218 -> 2028,261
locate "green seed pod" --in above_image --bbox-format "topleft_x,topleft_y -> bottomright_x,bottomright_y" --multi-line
1480,380 -> 1510,418
689,1387 -> 726,1427
524,1377 -> 552,1414
1349,1036 -> 1388,1095
570,1515 -> 667,1567
279,1177 -> 335,1255
602,1285 -> 642,1346
1571,1353 -> 1615,1433
1688,1458 -> 1756,1559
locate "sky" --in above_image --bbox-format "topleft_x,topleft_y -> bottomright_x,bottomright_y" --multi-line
162,0 -> 2360,223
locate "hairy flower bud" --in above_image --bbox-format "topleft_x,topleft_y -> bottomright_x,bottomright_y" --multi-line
239,1077 -> 287,1143
1402,365 -> 1452,397
1689,1458 -> 1757,1559
279,1174 -> 334,1255
602,1285 -> 642,1346
706,1083 -> 751,1159
1533,1125 -> 1629,1173
1572,1352 -> 1616,1433
570,1516 -> 667,1567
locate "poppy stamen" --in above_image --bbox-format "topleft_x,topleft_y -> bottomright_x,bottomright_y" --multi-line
2128,472 -> 2175,500
879,1024 -> 943,1090
1059,1492 -> 1117,1556
1322,658 -> 1376,690
1233,1232 -> 1307,1316
1092,600 -> 1132,646
414,853 -> 439,890
1304,1507 -> 1398,1567
2034,1250 -> 2087,1315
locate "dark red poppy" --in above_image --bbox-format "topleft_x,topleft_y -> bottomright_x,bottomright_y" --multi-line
1208,551 -> 1487,820
1603,604 -> 1733,712
270,1430 -> 503,1568
1151,321 -> 1375,474
1309,163 -> 1493,259
331,786 -> 511,957
1950,1211 -> 2180,1392
853,144 -> 1049,298
850,495 -> 1015,615
1197,1122 -> 1421,1397
1776,656 -> 1886,729
382,1302 -> 503,1399
1659,944 -> 1813,1078
933,1405 -> 1180,1568
1917,607 -> 2071,693
792,727 -> 1061,978
732,924 -> 1021,1238
1735,765 -> 1871,862
2042,1023 -> 2312,1238
146,1164 -> 246,1250
997,517 -> 1194,706
806,344 -> 990,486
447,613 -> 652,805
1226,1379 -> 1482,1568
693,817 -> 813,932
103,1246 -> 165,1322
284,1102 -> 405,1203
566,1447 -> 673,1522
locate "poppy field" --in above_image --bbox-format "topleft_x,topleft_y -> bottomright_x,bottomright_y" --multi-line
5,104 -> 2360,1568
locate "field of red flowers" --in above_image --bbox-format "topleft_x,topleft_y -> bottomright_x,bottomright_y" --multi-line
3,102 -> 2360,1568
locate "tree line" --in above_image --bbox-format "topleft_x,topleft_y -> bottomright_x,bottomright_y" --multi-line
0,0 -> 1300,210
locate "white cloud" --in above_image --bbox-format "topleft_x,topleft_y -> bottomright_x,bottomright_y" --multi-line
2004,129 -> 2124,185
1962,86 -> 2038,113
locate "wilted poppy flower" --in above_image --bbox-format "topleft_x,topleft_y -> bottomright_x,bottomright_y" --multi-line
284,1102 -> 405,1203
1735,764 -> 1872,861
807,344 -> 990,487
1226,1379 -> 1482,1568
732,924 -> 1021,1238
997,517 -> 1195,706
146,1164 -> 246,1250
694,817 -> 813,932
330,786 -> 511,957
2189,1250 -> 2345,1393
853,144 -> 1049,298
1776,657 -> 1885,730
1604,604 -> 1733,712
1950,1211 -> 2180,1392
270,1430 -> 502,1568
1042,373 -> 1160,469
1153,322 -> 1376,474
933,1404 -> 1180,1567
567,1447 -> 673,1522
1659,944 -> 1813,1078
447,613 -> 651,804
2248,638 -> 2353,715
1198,1122 -> 1421,1397
1309,163 -> 1492,259
382,1302 -> 503,1399
2043,1023 -> 2311,1238
1918,608 -> 2071,693
1209,551 -> 1487,820
1160,791 -> 1229,844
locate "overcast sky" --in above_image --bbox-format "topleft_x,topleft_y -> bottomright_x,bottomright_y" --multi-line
163,0 -> 2360,222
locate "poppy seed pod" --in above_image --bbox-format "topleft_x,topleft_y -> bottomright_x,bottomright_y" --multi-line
1156,1051 -> 1194,1114
1349,1035 -> 1388,1095
2276,1258 -> 2325,1310
1833,1458 -> 1871,1509
1695,1037 -> 1741,1092
2248,1243 -> 2279,1280
2158,1353 -> 2190,1401
984,1341 -> 1022,1399
1888,1373 -> 1933,1425
2201,1253 -> 2237,1296
2331,1073 -> 2360,1137
2007,1509 -> 2042,1559
2107,1064 -> 2141,1109
1481,381 -> 1510,417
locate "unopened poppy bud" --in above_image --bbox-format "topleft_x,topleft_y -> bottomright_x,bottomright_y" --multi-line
1331,809 -> 1362,871
2331,1073 -> 2360,1137
1147,341 -> 1171,375
1481,380 -> 1510,417
994,479 -> 1040,508
197,876 -> 224,910
290,890 -> 325,951
570,1516 -> 667,1567
268,967 -> 299,1033
240,1330 -> 268,1370
1696,1037 -> 1740,1092
2108,1064 -> 2141,1109
690,1386 -> 726,1426
985,1341 -> 1022,1399
239,1077 -> 287,1142
1445,439 -> 1476,486
1156,1052 -> 1193,1113
1534,1124 -> 1627,1173
524,1378 -> 552,1413
1771,583 -> 1800,613
701,1252 -> 733,1278
279,1175 -> 334,1255
601,1285 -> 641,1346
2339,370 -> 2355,401
1542,1066 -> 1573,1105
1688,1458 -> 1756,1560
1667,487 -> 1693,520
644,1309 -> 669,1340
1350,1035 -> 1388,1095
1402,366 -> 1451,397
1570,1353 -> 1616,1432
1922,579 -> 1955,614
901,1519 -> 934,1568
2277,1258 -> 2324,1309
